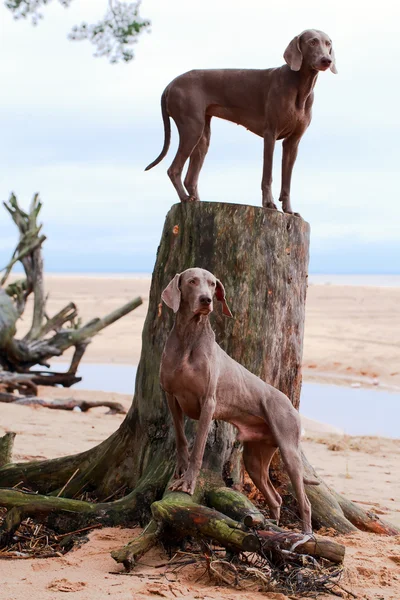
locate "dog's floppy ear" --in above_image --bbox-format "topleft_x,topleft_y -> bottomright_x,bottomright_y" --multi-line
215,279 -> 233,318
329,44 -> 338,74
162,273 -> 181,313
284,34 -> 303,71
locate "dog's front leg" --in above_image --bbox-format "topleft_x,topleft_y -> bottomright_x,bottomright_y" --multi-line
166,392 -> 190,478
279,134 -> 301,216
261,131 -> 277,210
169,396 -> 216,495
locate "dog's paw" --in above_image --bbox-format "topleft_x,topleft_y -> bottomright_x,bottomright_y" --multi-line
174,463 -> 189,479
174,453 -> 189,479
168,476 -> 195,495
180,195 -> 198,203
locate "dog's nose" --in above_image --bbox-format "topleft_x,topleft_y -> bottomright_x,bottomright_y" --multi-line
199,295 -> 212,305
320,57 -> 332,67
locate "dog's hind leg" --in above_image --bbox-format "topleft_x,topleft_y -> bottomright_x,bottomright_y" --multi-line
183,115 -> 211,200
167,115 -> 205,202
279,445 -> 312,534
243,440 -> 282,523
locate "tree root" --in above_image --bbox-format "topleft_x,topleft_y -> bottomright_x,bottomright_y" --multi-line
0,432 -> 16,468
206,486 -> 268,529
301,452 -> 399,535
0,488 -> 102,547
111,478 -> 345,572
110,520 -> 160,571
152,491 -> 261,553
0,441 -> 104,494
0,479 -> 162,547
0,424 -> 136,495
0,447 -> 175,550
333,490 -> 399,535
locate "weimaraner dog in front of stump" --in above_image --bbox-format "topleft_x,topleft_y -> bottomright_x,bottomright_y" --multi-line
160,268 -> 318,534
146,29 -> 337,216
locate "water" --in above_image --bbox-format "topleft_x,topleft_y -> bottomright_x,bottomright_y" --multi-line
51,363 -> 399,439
300,383 -> 399,438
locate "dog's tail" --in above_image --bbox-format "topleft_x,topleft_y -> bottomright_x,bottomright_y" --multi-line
303,477 -> 320,486
145,90 -> 171,171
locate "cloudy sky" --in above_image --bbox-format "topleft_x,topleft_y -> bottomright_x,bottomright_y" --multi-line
0,0 -> 399,274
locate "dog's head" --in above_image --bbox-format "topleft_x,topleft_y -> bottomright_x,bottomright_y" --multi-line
284,29 -> 337,74
162,268 -> 233,318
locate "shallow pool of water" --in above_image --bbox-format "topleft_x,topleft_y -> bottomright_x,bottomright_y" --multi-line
51,363 -> 399,439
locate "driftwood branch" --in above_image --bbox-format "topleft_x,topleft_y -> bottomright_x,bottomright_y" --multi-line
0,193 -> 143,385
0,370 -> 38,396
0,395 -> 126,415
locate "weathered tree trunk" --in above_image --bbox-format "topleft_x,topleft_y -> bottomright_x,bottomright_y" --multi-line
0,202 -> 397,569
0,202 -> 308,495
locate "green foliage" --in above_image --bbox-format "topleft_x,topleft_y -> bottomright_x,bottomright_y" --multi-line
5,0 -> 150,63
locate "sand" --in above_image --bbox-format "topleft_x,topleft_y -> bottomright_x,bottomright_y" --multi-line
2,275 -> 400,599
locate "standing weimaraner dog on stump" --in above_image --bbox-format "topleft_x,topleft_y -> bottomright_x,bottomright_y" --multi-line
146,29 -> 337,216
160,268 -> 318,534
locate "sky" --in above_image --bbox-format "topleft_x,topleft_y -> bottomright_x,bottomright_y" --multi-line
0,0 -> 399,274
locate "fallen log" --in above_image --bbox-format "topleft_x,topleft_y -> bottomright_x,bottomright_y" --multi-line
256,530 -> 345,564
151,492 -> 261,554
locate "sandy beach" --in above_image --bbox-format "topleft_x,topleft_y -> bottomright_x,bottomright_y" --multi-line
2,274 -> 400,599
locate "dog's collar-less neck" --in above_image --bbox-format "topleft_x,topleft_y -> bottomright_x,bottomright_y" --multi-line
295,68 -> 318,110
173,311 -> 214,344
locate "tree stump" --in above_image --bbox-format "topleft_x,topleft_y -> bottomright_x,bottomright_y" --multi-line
0,202 -> 397,571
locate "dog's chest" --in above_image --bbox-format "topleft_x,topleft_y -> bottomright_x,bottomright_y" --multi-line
160,346 -> 213,397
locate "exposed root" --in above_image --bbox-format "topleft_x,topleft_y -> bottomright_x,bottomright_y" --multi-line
157,543 -> 348,597
206,486 -> 268,529
334,489 -> 400,535
111,473 -> 346,577
111,520 -> 160,571
151,491 -> 260,553
302,451 -> 400,535
0,448 -> 175,550
0,488 -> 103,546
0,432 -> 16,468
0,444 -> 102,494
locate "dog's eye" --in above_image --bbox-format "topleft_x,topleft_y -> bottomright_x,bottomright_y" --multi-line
310,39 -> 318,46
189,279 -> 196,284
210,282 -> 216,287
326,41 -> 331,47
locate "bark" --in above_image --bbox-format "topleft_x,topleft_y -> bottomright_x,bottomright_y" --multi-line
0,202 -> 397,574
